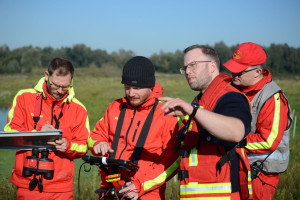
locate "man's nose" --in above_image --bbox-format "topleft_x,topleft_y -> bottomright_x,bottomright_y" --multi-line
128,89 -> 135,97
57,87 -> 63,93
185,67 -> 192,75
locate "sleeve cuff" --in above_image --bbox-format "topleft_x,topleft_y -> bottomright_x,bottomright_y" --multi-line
133,179 -> 144,197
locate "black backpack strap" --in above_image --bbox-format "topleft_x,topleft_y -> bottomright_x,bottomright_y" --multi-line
130,99 -> 158,164
217,138 -> 247,170
109,103 -> 127,159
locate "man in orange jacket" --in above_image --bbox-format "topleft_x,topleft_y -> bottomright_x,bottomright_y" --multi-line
159,45 -> 253,199
223,42 -> 292,200
5,58 -> 90,200
88,56 -> 180,200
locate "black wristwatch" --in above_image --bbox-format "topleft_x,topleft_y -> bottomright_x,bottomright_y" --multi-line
189,102 -> 200,119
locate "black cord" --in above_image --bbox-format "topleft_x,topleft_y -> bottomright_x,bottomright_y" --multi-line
78,162 -> 91,200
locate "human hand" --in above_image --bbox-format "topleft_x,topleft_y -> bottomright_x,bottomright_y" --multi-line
119,182 -> 139,200
158,97 -> 193,117
93,142 -> 114,156
47,138 -> 68,152
41,124 -> 55,131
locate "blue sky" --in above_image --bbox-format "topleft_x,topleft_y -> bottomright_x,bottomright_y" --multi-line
1,0 -> 299,56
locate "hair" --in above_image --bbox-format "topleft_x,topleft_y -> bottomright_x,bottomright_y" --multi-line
48,58 -> 74,77
184,45 -> 220,69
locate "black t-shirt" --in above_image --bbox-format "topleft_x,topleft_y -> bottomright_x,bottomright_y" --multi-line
210,91 -> 251,192
214,91 -> 251,138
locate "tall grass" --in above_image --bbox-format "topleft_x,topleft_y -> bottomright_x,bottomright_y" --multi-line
0,67 -> 299,199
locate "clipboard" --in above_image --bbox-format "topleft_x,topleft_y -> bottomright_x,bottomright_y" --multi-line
0,130 -> 62,150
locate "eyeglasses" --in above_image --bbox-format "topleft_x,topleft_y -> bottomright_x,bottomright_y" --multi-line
179,60 -> 211,74
232,68 -> 258,76
48,78 -> 72,90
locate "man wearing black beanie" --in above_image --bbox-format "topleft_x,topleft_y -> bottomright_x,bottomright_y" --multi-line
88,56 -> 180,200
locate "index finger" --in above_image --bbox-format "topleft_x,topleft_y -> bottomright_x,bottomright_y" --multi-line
158,96 -> 173,102
47,141 -> 56,145
119,184 -> 133,193
55,139 -> 64,144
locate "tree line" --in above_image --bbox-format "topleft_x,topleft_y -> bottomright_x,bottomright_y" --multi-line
0,41 -> 299,75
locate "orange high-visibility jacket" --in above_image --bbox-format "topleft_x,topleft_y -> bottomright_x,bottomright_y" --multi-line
179,74 -> 253,199
5,77 -> 90,192
88,83 -> 180,200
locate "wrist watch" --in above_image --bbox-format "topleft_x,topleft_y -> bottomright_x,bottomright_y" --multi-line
189,102 -> 200,119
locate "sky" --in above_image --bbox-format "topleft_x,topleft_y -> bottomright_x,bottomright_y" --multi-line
1,0 -> 300,57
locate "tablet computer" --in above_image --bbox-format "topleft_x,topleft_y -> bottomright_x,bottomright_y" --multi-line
0,130 -> 62,150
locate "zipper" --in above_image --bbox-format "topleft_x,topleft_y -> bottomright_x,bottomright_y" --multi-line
132,121 -> 140,142
118,108 -> 137,159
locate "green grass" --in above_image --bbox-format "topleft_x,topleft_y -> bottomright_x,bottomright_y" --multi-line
0,67 -> 299,199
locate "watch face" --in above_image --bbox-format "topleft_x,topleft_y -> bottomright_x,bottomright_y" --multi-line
192,102 -> 199,108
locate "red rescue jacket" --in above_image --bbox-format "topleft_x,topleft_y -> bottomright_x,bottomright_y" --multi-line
5,77 -> 90,192
88,83 -> 180,200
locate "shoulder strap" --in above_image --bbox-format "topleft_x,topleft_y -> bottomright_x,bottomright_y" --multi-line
109,104 -> 127,159
33,93 -> 43,130
251,80 -> 281,132
131,99 -> 159,164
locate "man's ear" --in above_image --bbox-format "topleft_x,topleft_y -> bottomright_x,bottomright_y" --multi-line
44,71 -> 49,80
210,61 -> 217,73
254,68 -> 263,78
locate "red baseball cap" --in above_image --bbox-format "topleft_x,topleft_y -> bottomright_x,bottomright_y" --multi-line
223,42 -> 267,73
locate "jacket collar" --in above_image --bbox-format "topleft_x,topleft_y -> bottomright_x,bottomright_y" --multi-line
196,73 -> 233,107
34,77 -> 75,103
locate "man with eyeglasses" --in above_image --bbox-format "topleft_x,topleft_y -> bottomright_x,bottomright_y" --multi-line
223,42 -> 292,200
5,57 -> 90,200
159,45 -> 252,199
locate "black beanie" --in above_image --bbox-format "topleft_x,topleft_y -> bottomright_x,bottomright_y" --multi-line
121,56 -> 155,87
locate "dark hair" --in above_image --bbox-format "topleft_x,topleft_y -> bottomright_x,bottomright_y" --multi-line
184,45 -> 220,69
48,58 -> 74,77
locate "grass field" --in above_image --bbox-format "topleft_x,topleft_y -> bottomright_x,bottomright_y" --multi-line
0,66 -> 299,199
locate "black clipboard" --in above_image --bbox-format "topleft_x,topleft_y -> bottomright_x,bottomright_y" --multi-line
0,130 -> 62,150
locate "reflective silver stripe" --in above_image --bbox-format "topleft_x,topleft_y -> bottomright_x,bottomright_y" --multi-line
248,150 -> 289,161
189,148 -> 197,166
180,182 -> 231,194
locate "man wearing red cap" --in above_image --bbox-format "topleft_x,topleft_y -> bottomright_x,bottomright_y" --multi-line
224,42 -> 292,200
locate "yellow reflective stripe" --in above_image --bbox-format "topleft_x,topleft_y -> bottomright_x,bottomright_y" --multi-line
246,93 -> 281,150
181,197 -> 230,200
87,136 -> 96,148
180,182 -> 231,194
188,121 -> 194,131
4,89 -> 36,132
183,115 -> 189,120
70,143 -> 88,153
189,148 -> 198,166
143,157 -> 181,191
71,98 -> 90,133
241,148 -> 245,158
248,171 -> 252,182
247,171 -> 253,194
177,116 -> 184,127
